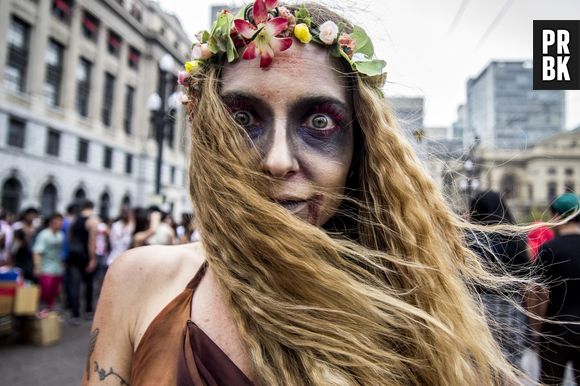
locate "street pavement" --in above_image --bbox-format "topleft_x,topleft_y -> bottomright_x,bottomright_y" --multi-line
0,316 -> 91,386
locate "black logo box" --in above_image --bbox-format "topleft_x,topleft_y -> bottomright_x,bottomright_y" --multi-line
533,20 -> 580,90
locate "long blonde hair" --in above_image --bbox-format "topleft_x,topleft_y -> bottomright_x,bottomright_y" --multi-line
186,4 -> 522,385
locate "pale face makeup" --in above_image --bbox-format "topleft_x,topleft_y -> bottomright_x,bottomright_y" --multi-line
220,41 -> 354,226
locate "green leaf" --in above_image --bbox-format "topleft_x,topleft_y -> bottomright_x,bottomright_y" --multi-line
200,30 -> 210,44
351,26 -> 374,57
295,5 -> 312,28
352,59 -> 386,76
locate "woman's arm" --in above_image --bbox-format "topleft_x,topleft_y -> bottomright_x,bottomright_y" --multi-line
82,251 -> 138,385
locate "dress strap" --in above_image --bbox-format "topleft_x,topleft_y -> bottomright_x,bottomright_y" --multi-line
186,261 -> 209,291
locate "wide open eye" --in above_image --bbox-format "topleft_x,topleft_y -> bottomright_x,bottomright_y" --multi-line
311,114 -> 329,129
233,111 -> 252,126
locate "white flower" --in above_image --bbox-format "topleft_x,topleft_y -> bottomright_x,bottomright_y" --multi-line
191,43 -> 212,60
318,21 -> 339,45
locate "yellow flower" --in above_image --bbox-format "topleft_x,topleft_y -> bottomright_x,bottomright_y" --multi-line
184,60 -> 203,73
293,23 -> 312,44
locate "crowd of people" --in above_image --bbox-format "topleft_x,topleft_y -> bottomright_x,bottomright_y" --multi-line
0,200 -> 200,324
467,191 -> 580,384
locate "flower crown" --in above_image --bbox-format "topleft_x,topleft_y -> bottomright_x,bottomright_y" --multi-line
178,0 -> 386,89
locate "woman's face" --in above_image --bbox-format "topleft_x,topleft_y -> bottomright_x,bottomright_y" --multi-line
221,41 -> 354,226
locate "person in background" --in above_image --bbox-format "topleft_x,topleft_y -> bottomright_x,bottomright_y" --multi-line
93,218 -> 110,299
10,228 -> 34,282
65,200 -> 98,324
0,209 -> 14,265
12,207 -> 40,246
527,223 -> 554,262
131,208 -> 161,248
535,193 -> 580,385
468,190 -> 531,368
32,213 -> 65,311
61,203 -> 78,263
175,212 -> 192,244
106,206 -> 134,267
147,211 -> 176,246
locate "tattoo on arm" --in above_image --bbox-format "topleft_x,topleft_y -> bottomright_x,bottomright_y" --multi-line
86,328 -> 100,380
94,362 -> 130,386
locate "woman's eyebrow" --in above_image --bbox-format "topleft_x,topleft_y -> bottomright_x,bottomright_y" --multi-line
289,96 -> 349,116
221,92 -> 267,109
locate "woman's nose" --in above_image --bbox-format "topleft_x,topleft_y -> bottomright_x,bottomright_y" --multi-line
261,122 -> 299,178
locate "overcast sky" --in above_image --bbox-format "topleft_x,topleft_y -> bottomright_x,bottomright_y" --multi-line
159,0 -> 580,130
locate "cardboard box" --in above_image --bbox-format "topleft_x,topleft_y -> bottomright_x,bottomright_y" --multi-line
0,295 -> 13,316
13,285 -> 39,315
20,312 -> 61,346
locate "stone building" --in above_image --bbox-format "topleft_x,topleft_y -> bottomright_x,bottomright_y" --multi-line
475,128 -> 580,220
0,0 -> 192,219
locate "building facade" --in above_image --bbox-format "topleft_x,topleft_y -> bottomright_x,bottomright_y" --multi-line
465,61 -> 565,151
476,128 -> 580,220
0,0 -> 192,219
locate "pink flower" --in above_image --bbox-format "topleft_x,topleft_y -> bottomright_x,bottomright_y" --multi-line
278,6 -> 296,36
338,33 -> 356,59
178,71 -> 190,86
234,0 -> 292,68
191,43 -> 212,60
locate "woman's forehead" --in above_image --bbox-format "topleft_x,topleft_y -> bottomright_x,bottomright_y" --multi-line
220,41 -> 350,105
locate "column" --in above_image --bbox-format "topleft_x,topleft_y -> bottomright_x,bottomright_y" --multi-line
61,4 -> 82,112
27,0 -> 50,99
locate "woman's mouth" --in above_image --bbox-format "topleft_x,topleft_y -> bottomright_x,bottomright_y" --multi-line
277,199 -> 308,212
275,194 -> 322,225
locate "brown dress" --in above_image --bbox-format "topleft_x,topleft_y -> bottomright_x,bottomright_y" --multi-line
130,262 -> 254,385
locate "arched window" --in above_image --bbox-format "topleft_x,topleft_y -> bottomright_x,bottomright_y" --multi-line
500,174 -> 517,199
99,192 -> 111,222
1,177 -> 23,215
121,194 -> 131,207
74,187 -> 86,202
40,183 -> 58,217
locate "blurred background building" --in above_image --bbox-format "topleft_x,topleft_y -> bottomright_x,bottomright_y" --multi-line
0,0 -> 192,219
391,60 -> 576,221
464,60 -> 565,150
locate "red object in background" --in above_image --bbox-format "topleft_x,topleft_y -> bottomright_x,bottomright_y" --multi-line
527,223 -> 555,261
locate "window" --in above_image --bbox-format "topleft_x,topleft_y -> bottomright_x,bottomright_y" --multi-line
77,139 -> 89,163
76,58 -> 91,117
40,183 -> 58,217
565,168 -> 574,176
128,46 -> 140,70
103,146 -> 113,169
124,85 -> 135,134
82,11 -> 99,41
547,182 -> 558,203
52,0 -> 72,22
1,177 -> 23,215
125,153 -> 133,175
547,167 -> 557,175
7,117 -> 26,148
99,191 -> 111,221
46,129 -> 61,156
44,39 -> 64,106
170,166 -> 176,185
102,72 -> 115,126
565,181 -> 575,193
107,30 -> 122,56
5,17 -> 30,93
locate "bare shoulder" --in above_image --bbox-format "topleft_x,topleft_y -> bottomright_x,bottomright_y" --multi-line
82,243 -> 204,385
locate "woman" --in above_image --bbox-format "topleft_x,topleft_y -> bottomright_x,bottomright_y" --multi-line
84,2 -> 521,385
468,190 -> 531,367
32,213 -> 65,311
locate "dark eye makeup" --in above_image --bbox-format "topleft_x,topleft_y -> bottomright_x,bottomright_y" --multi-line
222,94 -> 349,141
